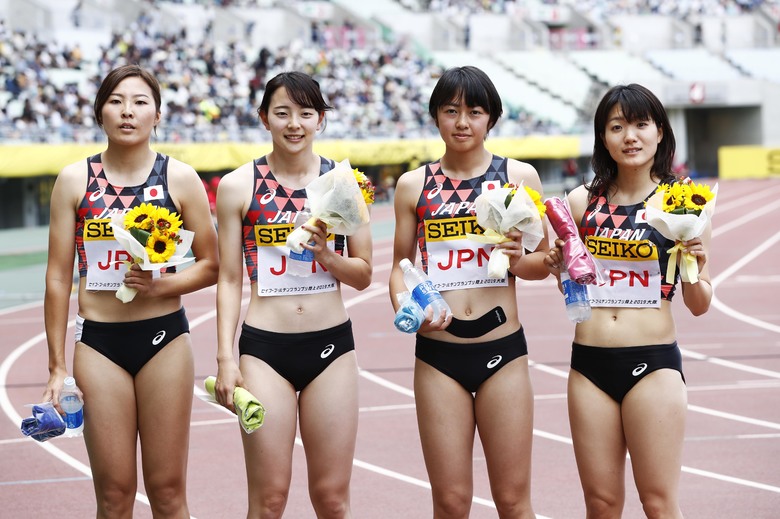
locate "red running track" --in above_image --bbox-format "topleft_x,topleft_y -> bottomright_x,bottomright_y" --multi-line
1,178 -> 779,518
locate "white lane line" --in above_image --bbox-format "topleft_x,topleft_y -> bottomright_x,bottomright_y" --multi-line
712,184 -> 780,215
709,230 -> 780,334
686,405 -> 780,430
712,198 -> 780,238
0,476 -> 93,486
681,348 -> 780,379
0,326 -> 159,508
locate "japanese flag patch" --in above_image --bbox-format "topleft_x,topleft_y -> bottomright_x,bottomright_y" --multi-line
481,180 -> 501,192
143,185 -> 164,201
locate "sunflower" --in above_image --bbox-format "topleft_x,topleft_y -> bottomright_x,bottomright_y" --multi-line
683,182 -> 715,213
353,168 -> 375,206
124,202 -> 156,231
145,229 -> 177,263
151,206 -> 182,234
524,185 -> 546,216
658,183 -> 685,213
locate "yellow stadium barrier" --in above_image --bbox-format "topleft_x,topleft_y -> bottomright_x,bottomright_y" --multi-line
719,146 -> 780,180
0,135 -> 582,177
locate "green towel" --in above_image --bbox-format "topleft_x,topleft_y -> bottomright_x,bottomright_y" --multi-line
204,376 -> 266,433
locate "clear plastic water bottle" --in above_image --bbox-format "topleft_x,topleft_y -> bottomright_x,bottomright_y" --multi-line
393,291 -> 426,333
60,376 -> 84,437
561,270 -> 591,323
288,209 -> 315,277
399,258 -> 451,321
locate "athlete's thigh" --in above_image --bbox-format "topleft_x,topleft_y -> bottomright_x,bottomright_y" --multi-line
474,356 -> 534,489
622,369 -> 687,494
134,333 -> 194,481
239,353 -> 299,488
414,358 -> 477,488
74,342 -> 139,486
567,370 -> 627,494
298,351 -> 359,485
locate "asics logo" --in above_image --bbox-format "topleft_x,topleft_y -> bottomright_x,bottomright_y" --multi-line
321,344 -> 335,358
426,183 -> 443,199
632,363 -> 648,376
152,330 -> 166,346
89,186 -> 106,201
487,355 -> 502,369
259,189 -> 276,205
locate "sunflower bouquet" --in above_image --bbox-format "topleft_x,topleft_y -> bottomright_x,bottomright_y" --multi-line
109,203 -> 195,303
286,159 -> 374,255
645,177 -> 717,284
466,181 -> 546,279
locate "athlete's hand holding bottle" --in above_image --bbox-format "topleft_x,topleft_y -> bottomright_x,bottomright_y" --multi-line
398,258 -> 451,332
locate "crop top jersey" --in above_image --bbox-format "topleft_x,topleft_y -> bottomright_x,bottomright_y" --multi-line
415,155 -> 511,292
580,191 -> 678,307
75,153 -> 179,291
242,155 -> 346,296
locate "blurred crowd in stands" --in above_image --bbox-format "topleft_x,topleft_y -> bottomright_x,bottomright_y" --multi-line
408,0 -> 775,16
1,0 -> 778,144
0,4 -> 564,144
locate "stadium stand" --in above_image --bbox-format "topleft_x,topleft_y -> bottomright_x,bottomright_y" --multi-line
2,0 -> 780,227
725,47 -> 780,82
644,48 -> 744,81
567,49 -> 668,85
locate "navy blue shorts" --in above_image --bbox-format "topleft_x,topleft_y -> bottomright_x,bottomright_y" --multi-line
239,320 -> 354,392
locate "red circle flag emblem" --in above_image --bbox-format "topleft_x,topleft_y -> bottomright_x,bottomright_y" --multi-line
144,185 -> 164,201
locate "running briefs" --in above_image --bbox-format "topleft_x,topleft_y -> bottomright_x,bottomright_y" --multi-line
415,327 -> 528,393
76,307 -> 190,376
570,342 -> 684,403
238,320 -> 354,392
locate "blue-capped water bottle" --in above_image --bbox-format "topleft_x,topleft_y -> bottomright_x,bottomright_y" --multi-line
561,270 -> 591,323
60,376 -> 84,437
393,291 -> 426,333
288,208 -> 315,277
399,258 -> 451,321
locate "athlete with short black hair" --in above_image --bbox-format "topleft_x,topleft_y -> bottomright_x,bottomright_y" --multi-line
390,65 -> 549,518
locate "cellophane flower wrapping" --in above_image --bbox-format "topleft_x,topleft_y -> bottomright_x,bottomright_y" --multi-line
466,182 -> 546,279
286,159 -> 372,254
544,196 -> 599,285
109,211 -> 195,303
644,182 -> 718,284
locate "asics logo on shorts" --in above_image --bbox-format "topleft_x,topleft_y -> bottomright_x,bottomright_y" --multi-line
152,330 -> 166,346
259,189 -> 276,205
632,363 -> 648,376
321,344 -> 335,359
427,183 -> 443,199
487,355 -> 502,369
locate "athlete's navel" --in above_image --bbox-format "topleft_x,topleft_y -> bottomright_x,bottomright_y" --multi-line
296,306 -> 304,315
